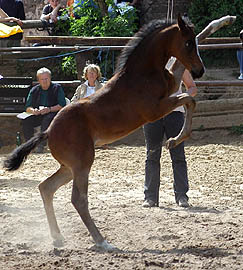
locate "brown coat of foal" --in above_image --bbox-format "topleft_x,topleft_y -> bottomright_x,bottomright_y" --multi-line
4,15 -> 204,251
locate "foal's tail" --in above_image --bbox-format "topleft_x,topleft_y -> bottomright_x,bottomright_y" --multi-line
4,132 -> 48,171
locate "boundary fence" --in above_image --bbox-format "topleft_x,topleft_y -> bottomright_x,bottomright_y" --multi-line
0,35 -> 242,130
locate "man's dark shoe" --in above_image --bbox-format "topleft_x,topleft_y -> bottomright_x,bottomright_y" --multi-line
142,199 -> 157,208
177,197 -> 190,208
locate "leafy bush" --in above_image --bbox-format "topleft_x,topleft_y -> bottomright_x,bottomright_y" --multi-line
55,0 -> 139,79
188,0 -> 243,37
188,0 -> 243,67
228,125 -> 243,135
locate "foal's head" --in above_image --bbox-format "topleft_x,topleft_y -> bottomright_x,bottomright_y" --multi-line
171,14 -> 204,79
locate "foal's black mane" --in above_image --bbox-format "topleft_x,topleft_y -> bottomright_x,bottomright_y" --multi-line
116,20 -> 173,73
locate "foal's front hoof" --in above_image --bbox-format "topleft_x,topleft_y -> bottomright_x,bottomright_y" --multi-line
96,240 -> 119,252
165,138 -> 177,149
52,233 -> 65,247
53,239 -> 64,248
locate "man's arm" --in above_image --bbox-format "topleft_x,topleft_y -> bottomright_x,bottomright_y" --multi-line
40,4 -> 62,23
0,8 -> 23,26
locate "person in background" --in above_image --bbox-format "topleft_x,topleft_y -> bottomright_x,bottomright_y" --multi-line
142,58 -> 198,208
40,0 -> 64,24
23,67 -> 66,153
71,63 -> 109,149
71,64 -> 103,102
0,0 -> 25,47
0,0 -> 25,22
0,7 -> 23,26
237,29 -> 243,80
39,0 -> 69,41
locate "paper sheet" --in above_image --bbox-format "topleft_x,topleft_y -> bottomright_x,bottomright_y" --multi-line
17,112 -> 33,119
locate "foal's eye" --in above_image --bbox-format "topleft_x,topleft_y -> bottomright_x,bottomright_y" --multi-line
185,40 -> 193,50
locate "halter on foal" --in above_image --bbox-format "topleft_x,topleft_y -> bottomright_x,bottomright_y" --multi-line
4,15 -> 204,251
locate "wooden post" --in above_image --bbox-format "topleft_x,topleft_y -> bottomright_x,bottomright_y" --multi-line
197,15 -> 236,43
171,15 -> 237,84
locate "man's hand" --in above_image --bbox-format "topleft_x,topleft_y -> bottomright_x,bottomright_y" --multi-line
12,17 -> 23,27
39,107 -> 51,115
32,108 -> 41,115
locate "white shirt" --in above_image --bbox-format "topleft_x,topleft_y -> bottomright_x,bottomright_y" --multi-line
84,80 -> 96,98
166,57 -> 185,113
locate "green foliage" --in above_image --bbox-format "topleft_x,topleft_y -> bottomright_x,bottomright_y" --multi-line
228,125 -> 243,135
188,0 -> 243,37
61,56 -> 77,77
188,0 -> 243,67
58,0 -> 139,78
98,14 -> 138,37
52,17 -> 71,36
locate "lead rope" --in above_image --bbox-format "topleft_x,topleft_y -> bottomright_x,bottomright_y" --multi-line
166,0 -> 174,23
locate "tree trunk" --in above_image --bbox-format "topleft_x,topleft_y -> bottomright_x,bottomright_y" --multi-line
95,0 -> 108,17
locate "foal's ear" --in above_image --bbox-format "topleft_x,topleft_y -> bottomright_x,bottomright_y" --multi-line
177,13 -> 187,33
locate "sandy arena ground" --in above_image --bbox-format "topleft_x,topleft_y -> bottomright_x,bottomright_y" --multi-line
0,128 -> 243,269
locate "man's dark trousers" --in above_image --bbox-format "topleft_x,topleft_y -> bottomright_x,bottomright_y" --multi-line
22,112 -> 57,141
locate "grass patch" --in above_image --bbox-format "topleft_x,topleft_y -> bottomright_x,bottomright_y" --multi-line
228,125 -> 243,135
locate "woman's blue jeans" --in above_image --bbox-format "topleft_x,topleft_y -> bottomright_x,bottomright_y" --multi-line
237,50 -> 243,74
143,111 -> 189,206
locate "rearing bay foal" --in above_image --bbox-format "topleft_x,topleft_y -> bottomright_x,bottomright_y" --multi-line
4,15 -> 204,251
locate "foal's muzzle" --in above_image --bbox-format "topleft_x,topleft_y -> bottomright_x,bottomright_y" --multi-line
191,67 -> 205,79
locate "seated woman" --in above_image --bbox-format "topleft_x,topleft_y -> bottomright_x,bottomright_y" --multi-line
71,63 -> 110,149
38,0 -> 68,42
71,64 -> 103,102
40,0 -> 63,24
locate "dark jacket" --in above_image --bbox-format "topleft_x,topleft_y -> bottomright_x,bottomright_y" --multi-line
0,0 -> 25,20
30,83 -> 62,109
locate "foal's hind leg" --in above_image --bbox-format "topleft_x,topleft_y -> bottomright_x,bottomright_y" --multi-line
39,165 -> 72,246
71,169 -> 115,251
70,145 -> 115,251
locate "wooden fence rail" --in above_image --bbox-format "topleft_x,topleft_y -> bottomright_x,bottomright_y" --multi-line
192,98 -> 243,130
0,23 -> 242,130
24,35 -> 242,46
0,44 -> 242,54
